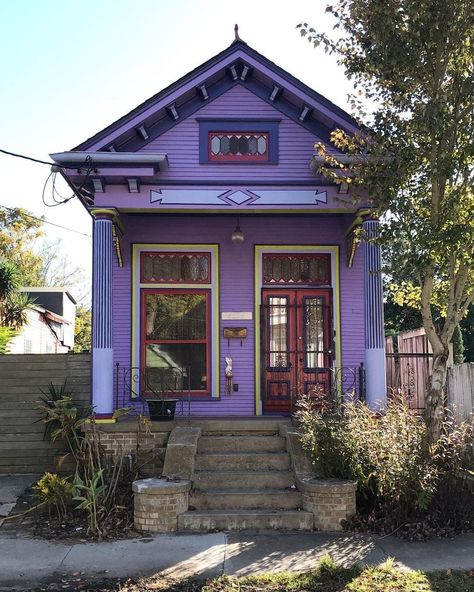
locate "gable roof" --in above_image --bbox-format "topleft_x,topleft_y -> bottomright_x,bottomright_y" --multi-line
73,40 -> 360,153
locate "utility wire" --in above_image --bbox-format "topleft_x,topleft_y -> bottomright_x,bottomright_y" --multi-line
0,148 -> 60,168
0,204 -> 91,238
1,147 -> 95,207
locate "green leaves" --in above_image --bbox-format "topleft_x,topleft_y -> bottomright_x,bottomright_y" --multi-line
303,0 -> 474,435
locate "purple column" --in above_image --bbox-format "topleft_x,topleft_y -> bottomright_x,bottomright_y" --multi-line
91,212 -> 114,417
363,217 -> 387,408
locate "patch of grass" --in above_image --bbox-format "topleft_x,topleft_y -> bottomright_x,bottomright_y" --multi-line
27,558 -> 474,591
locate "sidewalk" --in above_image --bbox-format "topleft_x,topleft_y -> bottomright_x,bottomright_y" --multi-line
1,475 -> 473,588
0,529 -> 473,589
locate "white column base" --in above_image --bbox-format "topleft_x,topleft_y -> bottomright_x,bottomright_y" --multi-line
92,348 -> 114,415
365,348 -> 387,410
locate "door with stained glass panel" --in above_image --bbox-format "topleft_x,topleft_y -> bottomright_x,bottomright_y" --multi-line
261,289 -> 333,414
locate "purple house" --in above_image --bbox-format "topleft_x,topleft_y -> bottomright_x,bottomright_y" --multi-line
52,37 -> 386,420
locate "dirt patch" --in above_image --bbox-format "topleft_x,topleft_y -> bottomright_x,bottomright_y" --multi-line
0,486 -> 144,543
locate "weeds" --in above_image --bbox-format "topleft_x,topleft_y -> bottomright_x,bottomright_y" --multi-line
36,383 -> 153,537
296,392 -> 474,536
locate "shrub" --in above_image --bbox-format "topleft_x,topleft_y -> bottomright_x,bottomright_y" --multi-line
34,472 -> 74,520
296,392 -> 474,530
37,381 -> 151,537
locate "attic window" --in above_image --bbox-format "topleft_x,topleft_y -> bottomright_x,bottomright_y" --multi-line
209,132 -> 269,162
199,119 -> 279,164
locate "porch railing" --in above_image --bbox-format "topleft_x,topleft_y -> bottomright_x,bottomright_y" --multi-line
114,363 -> 191,417
262,357 -> 366,414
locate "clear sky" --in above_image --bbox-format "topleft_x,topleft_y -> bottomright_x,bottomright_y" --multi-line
0,0 -> 353,301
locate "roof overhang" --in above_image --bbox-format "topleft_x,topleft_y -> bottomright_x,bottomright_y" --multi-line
49,151 -> 169,196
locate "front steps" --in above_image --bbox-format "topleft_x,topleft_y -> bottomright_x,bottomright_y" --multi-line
178,419 -> 313,531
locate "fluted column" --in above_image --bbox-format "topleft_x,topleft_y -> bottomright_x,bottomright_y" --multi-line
363,217 -> 387,408
91,211 -> 114,417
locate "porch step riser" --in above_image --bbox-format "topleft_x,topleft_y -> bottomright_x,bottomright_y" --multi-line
193,470 -> 296,490
195,453 -> 290,471
178,510 -> 314,532
191,490 -> 301,510
197,436 -> 286,453
175,419 -> 291,436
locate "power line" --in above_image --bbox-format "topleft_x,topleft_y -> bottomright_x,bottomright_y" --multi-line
0,204 -> 91,238
0,148 -> 59,168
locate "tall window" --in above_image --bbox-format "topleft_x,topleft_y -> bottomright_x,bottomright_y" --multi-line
141,289 -> 210,394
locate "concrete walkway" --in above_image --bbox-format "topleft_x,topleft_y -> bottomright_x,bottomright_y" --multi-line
0,474 -> 38,526
0,530 -> 473,588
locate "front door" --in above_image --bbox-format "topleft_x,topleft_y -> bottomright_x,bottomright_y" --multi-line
261,289 -> 333,414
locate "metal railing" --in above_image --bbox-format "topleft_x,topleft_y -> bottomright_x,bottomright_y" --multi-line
114,363 -> 191,417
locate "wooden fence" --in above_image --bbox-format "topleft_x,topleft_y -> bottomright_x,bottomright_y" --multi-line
447,363 -> 474,422
385,328 -> 433,412
0,354 -> 91,474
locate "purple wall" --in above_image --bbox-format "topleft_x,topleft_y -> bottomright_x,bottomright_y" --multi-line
143,85 -> 319,183
112,214 -> 364,416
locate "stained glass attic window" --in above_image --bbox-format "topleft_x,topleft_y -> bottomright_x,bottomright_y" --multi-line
209,132 -> 269,162
141,252 -> 211,284
262,254 -> 331,285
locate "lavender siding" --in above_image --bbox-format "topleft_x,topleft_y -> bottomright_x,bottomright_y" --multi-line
112,214 -> 364,416
142,85 -> 319,183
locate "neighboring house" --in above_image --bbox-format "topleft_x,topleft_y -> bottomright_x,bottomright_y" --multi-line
51,36 -> 386,419
8,288 -> 76,354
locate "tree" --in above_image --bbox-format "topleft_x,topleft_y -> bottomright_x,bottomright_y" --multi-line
0,259 -> 36,351
300,0 -> 474,438
0,207 -> 45,286
74,305 -> 91,353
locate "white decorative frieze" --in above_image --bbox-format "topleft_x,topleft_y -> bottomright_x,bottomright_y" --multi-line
150,189 -> 328,208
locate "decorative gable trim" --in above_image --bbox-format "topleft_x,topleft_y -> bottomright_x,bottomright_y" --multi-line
72,41 -> 359,153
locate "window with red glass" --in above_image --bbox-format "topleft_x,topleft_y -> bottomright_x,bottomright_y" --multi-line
262,254 -> 331,285
141,252 -> 211,284
208,132 -> 269,162
141,289 -> 211,395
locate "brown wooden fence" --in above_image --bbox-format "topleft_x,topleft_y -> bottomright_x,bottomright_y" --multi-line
0,354 -> 91,474
385,329 -> 433,412
447,363 -> 474,422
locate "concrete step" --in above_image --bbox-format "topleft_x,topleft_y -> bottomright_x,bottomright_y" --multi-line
193,470 -> 295,490
197,435 -> 286,454
191,488 -> 301,510
176,418 -> 291,436
195,452 -> 290,471
178,509 -> 313,532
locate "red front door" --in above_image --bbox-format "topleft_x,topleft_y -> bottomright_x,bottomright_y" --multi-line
261,288 -> 333,414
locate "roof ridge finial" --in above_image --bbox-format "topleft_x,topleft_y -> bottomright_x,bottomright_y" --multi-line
234,24 -> 241,42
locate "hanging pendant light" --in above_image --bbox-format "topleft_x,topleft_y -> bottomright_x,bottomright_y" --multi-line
231,216 -> 244,243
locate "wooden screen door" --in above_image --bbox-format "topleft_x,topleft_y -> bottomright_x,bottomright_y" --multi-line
261,288 -> 333,414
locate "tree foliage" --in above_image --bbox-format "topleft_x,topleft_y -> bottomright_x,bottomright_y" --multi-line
74,305 -> 91,353
0,208 -> 45,286
299,0 -> 474,438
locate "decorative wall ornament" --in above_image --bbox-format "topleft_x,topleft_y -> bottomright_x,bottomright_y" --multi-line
225,357 -> 233,395
346,226 -> 362,268
150,188 -> 328,208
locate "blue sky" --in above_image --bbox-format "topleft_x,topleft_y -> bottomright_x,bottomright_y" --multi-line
0,0 -> 353,300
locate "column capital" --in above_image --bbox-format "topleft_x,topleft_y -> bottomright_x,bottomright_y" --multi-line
90,208 -> 124,233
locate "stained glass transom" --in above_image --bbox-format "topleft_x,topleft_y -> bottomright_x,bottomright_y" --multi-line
209,132 -> 269,162
262,254 -> 331,285
141,252 -> 211,284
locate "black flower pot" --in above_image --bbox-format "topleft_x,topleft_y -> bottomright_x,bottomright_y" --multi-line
146,399 -> 178,421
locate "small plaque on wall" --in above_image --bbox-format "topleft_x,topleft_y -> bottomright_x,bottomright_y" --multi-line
221,312 -> 253,320
223,327 -> 247,339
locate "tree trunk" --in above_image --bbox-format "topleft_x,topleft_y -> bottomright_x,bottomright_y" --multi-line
425,345 -> 449,441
